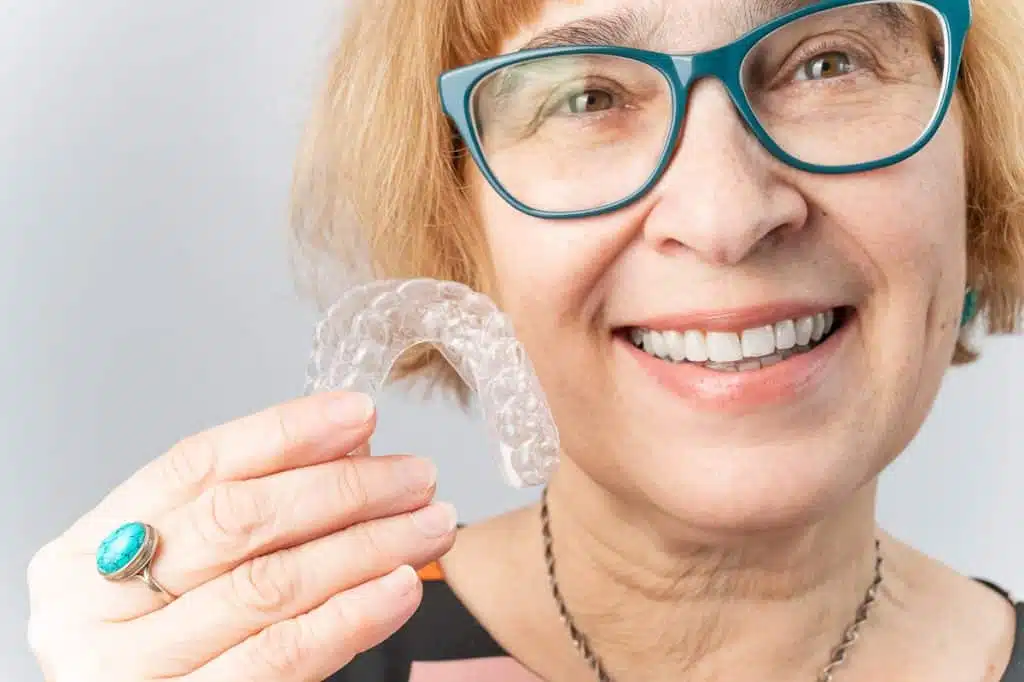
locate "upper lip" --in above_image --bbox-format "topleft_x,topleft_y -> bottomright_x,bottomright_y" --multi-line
620,302 -> 846,334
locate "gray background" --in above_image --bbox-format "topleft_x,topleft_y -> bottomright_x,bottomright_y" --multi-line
1,2 -> 1019,679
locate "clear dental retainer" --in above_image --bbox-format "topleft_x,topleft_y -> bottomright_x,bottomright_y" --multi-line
304,278 -> 560,488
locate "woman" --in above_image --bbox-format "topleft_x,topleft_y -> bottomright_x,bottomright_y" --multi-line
26,0 -> 1024,680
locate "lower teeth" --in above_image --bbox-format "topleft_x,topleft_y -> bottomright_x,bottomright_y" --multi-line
701,345 -> 815,372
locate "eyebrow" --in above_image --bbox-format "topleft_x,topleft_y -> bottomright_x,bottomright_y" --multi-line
518,0 -> 891,52
877,3 -> 919,36
519,7 -> 658,50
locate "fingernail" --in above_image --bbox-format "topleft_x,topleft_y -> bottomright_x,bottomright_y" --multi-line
378,564 -> 419,597
399,458 -> 437,492
325,393 -> 375,428
411,502 -> 457,538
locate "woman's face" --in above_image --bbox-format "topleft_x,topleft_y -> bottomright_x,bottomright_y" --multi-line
471,0 -> 968,531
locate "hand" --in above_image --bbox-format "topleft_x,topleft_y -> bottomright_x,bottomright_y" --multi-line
27,391 -> 457,681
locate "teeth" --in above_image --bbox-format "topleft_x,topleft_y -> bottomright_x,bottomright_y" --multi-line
629,308 -> 842,371
706,331 -> 743,362
639,332 -> 654,354
664,331 -> 687,362
649,331 -> 669,358
795,316 -> 814,345
740,325 -> 775,358
811,313 -> 825,342
684,330 -> 708,362
774,319 -> 796,350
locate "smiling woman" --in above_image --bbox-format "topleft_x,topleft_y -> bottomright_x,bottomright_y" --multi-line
23,1 -> 1024,682
288,0 -> 1024,680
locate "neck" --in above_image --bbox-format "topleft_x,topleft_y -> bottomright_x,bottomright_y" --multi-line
541,466 -> 885,682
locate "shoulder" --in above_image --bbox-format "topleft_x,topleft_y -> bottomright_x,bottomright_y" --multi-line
323,561 -> 508,682
951,576 -> 1023,682
979,580 -> 1024,682
1006,601 -> 1024,682
880,537 -> 1022,681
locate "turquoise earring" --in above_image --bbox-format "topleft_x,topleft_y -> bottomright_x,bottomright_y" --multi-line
961,288 -> 978,327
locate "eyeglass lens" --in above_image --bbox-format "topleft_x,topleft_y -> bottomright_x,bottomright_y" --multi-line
469,1 -> 948,213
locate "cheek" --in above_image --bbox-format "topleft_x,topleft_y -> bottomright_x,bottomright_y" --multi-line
820,117 -> 967,318
816,116 -> 967,441
471,175 -> 592,405
472,168 -> 634,328
471,170 -> 638,440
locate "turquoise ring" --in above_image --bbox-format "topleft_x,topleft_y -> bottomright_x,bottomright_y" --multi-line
96,521 -> 175,601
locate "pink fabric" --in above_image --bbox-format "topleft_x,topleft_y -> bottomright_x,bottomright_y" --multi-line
409,656 -> 543,682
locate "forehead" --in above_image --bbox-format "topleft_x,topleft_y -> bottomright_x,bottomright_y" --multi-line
502,0 -> 823,53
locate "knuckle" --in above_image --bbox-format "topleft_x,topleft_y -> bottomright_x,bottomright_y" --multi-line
230,551 -> 299,615
334,459 -> 372,511
248,619 -> 307,676
163,432 -> 217,493
194,482 -> 266,552
26,542 -> 57,591
267,405 -> 301,455
329,592 -> 371,638
350,521 -> 390,567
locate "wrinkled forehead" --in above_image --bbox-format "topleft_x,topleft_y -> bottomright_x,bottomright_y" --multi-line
503,0 -> 890,53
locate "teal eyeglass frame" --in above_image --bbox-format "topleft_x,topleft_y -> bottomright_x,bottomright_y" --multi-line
438,0 -> 972,220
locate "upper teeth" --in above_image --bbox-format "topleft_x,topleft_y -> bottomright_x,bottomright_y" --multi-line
630,310 -> 835,363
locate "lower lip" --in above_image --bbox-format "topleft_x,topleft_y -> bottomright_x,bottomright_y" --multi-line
617,316 -> 853,413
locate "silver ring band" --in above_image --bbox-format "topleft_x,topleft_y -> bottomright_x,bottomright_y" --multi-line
136,563 -> 176,602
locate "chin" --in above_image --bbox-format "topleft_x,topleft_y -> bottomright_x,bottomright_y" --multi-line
540,297 -> 941,539
624,437 -> 880,538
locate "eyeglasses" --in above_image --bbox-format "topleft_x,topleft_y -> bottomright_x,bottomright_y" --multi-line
438,0 -> 971,219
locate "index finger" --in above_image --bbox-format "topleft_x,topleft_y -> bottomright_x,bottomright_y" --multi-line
69,391 -> 377,543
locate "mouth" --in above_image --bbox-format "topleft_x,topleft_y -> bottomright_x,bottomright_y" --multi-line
618,306 -> 852,373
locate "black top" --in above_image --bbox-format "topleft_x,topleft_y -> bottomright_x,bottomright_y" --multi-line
327,563 -> 1024,682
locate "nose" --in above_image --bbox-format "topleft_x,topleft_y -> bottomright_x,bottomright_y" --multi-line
641,79 -> 808,265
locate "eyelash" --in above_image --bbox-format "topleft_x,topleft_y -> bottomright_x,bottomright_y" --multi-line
525,35 -> 877,127
545,78 -> 629,116
781,37 -> 875,84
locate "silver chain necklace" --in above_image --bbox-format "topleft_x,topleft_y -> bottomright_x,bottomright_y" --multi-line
540,487 -> 883,682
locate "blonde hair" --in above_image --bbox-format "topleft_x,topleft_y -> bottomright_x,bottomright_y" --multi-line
291,0 -> 1024,396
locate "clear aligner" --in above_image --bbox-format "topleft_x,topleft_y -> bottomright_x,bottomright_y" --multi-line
303,279 -> 560,488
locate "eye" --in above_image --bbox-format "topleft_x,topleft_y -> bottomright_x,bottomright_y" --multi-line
797,51 -> 855,81
562,89 -> 616,114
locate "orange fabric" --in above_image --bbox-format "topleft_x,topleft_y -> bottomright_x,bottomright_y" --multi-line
416,561 -> 445,582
